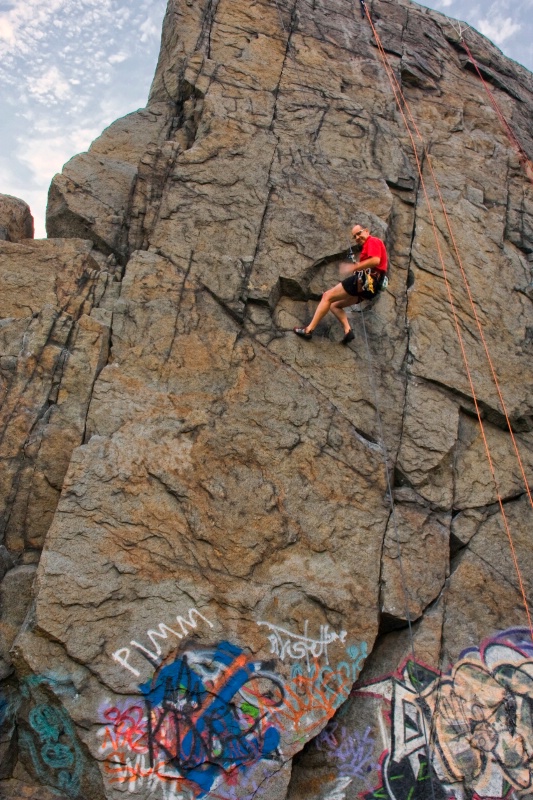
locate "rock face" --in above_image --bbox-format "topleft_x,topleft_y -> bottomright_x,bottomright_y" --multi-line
1,0 -> 533,799
0,195 -> 34,242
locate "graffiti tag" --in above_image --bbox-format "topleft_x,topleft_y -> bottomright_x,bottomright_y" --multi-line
113,607 -> 214,677
257,620 -> 347,665
358,628 -> 533,800
100,640 -> 284,798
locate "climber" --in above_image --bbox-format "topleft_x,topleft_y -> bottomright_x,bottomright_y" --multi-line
293,224 -> 388,344
359,0 -> 368,19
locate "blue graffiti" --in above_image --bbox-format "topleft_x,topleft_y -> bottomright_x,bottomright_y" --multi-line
316,722 -> 379,782
139,640 -> 284,796
10,675 -> 85,797
0,692 -> 10,729
290,641 -> 368,682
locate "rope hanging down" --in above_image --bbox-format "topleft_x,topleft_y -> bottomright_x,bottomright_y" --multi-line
362,11 -> 533,523
461,35 -> 533,184
358,2 -> 533,637
270,5 -> 444,794
269,2 -> 439,760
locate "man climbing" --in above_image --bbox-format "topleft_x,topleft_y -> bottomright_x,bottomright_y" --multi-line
293,224 -> 388,344
359,0 -> 368,19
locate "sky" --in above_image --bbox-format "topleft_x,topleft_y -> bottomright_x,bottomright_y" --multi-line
0,0 -> 532,238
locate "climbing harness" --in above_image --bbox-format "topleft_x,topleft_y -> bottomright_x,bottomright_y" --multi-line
358,1 -> 533,637
269,2 -> 439,793
347,248 -> 389,295
357,268 -> 387,298
362,269 -> 374,295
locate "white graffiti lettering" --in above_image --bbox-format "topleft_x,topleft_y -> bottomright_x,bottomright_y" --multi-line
112,648 -> 140,677
257,620 -> 347,666
112,608 -> 214,675
324,777 -> 353,800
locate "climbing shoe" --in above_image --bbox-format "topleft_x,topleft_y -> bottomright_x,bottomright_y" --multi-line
293,327 -> 313,340
341,329 -> 355,345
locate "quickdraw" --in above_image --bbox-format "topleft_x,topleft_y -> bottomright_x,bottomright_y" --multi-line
356,268 -> 388,295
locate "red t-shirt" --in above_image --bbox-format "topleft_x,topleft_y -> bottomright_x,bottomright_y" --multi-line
359,236 -> 387,273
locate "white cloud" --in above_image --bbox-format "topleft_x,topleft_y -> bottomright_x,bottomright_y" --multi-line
17,129 -> 97,183
140,15 -> 160,42
0,16 -> 15,45
0,0 -> 67,58
30,65 -> 72,102
108,51 -> 129,64
0,0 -> 168,238
477,14 -> 522,44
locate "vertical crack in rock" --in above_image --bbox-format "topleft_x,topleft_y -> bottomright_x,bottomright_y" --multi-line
196,0 -> 221,60
129,85 -> 206,253
161,248 -> 195,365
247,0 -> 300,286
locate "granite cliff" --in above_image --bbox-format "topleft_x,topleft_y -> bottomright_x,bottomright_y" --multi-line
1,0 -> 533,799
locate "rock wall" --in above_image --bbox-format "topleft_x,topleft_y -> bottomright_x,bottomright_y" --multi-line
1,0 -> 533,799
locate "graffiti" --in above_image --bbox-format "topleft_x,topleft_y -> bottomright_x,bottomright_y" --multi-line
324,776 -> 354,800
281,659 -> 351,735
113,606 -> 214,677
100,640 -> 284,798
316,722 -> 378,784
337,642 -> 368,682
6,674 -> 91,798
0,692 -> 8,727
254,620 -> 366,742
20,703 -> 83,795
357,628 -> 533,800
141,640 -> 284,791
102,623 -> 367,797
207,768 -> 267,800
257,620 -> 347,665
255,640 -> 369,745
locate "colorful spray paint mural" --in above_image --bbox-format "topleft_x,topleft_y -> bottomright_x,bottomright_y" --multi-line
354,627 -> 533,800
101,640 -> 283,796
100,626 -> 368,799
8,626 -> 533,799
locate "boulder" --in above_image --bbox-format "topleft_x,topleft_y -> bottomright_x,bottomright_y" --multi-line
0,195 -> 34,243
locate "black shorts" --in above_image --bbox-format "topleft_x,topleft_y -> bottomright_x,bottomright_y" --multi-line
342,269 -> 385,299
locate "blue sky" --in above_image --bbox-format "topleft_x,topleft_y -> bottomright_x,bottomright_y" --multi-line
0,0 -> 531,238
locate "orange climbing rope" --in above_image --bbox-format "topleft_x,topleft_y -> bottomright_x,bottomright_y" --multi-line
461,37 -> 533,184
363,15 -> 533,520
269,11 -> 443,772
359,3 -> 533,635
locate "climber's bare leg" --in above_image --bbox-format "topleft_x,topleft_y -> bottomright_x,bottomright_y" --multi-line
304,284 -> 354,333
331,297 -> 360,334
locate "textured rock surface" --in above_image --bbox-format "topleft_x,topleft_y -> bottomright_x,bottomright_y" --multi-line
2,0 -> 533,799
0,194 -> 34,243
